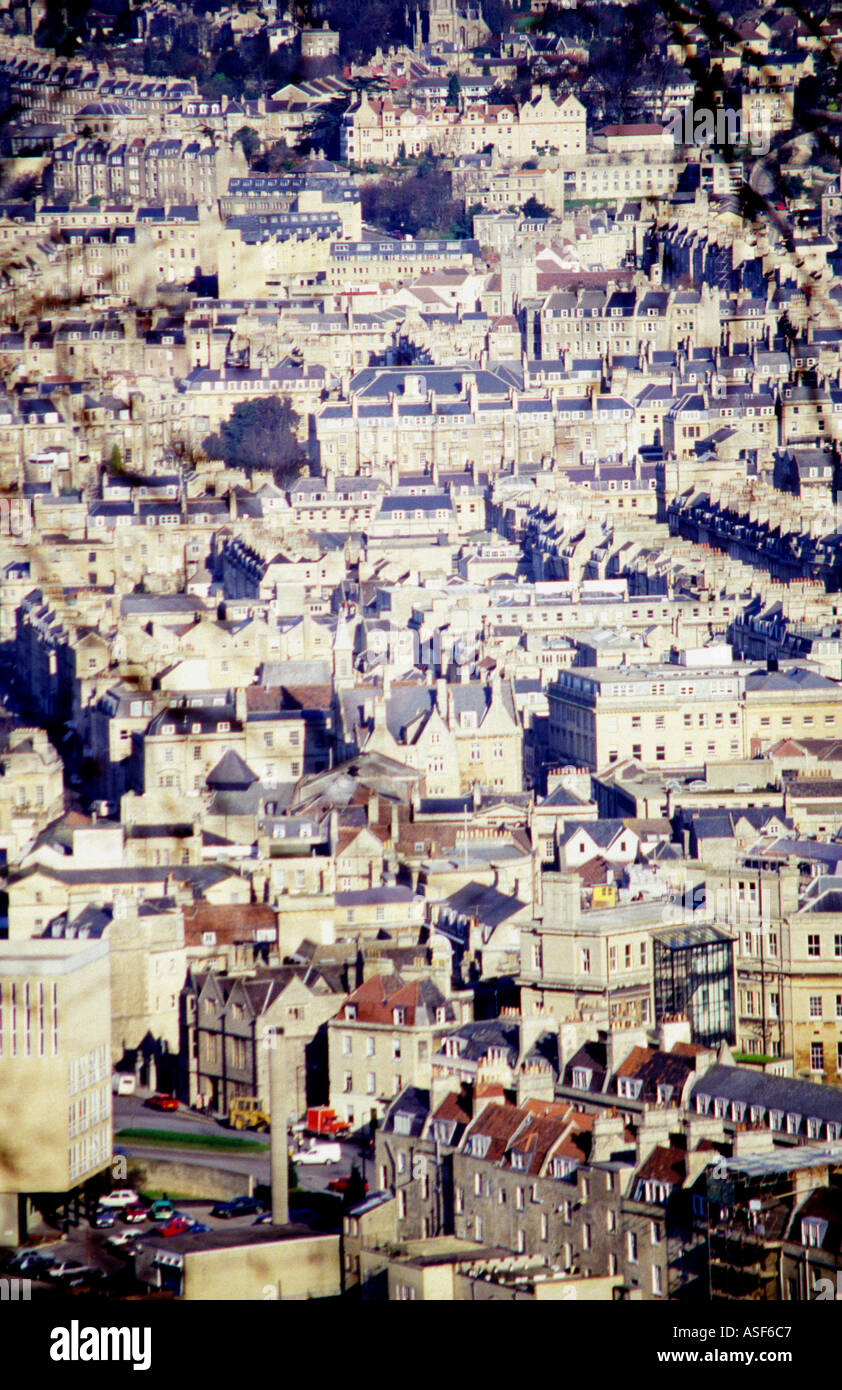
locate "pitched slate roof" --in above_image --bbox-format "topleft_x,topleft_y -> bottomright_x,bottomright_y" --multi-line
612,1045 -> 699,1102
692,1065 -> 842,1124
206,750 -> 258,789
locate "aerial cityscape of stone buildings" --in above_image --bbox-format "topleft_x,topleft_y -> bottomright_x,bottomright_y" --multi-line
2,0 -> 842,1311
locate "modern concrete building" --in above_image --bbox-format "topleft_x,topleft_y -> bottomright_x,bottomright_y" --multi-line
0,938 -> 112,1245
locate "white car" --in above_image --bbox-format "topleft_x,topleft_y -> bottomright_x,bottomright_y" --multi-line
294,1141 -> 341,1165
105,1232 -> 139,1253
97,1188 -> 140,1209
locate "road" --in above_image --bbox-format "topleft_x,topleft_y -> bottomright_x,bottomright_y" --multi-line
113,1093 -> 368,1194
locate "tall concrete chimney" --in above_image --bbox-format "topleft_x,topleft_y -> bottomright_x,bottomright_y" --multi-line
270,1031 -> 289,1226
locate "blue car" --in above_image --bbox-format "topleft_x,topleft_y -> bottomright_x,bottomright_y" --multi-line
210,1196 -> 263,1219
183,1219 -> 210,1233
93,1208 -> 116,1229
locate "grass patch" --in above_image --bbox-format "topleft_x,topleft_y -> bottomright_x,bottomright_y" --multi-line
116,1127 -> 268,1153
731,1052 -> 776,1066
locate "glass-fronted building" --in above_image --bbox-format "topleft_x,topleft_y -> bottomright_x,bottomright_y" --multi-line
652,924 -> 735,1048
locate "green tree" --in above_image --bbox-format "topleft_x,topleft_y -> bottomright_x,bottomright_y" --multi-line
361,167 -> 464,238
447,73 -> 461,107
343,1163 -> 367,1208
522,194 -> 552,218
233,125 -> 261,164
202,395 -> 304,483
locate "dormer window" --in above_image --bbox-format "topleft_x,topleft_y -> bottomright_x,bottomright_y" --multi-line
572,1068 -> 592,1089
618,1077 -> 642,1099
393,1007 -> 407,1026
657,1085 -> 673,1106
802,1218 -> 828,1248
551,1157 -> 576,1179
511,1151 -> 525,1170
346,1004 -> 357,1020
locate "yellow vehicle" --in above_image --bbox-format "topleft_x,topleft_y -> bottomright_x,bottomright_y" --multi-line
228,1096 -> 270,1132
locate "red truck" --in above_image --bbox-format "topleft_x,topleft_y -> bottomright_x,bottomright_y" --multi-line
305,1107 -> 351,1139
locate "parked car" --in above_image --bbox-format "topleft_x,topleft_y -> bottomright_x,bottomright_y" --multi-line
145,1093 -> 178,1113
180,1216 -> 210,1233
64,1267 -> 105,1289
6,1250 -> 56,1277
48,1259 -> 100,1284
147,1200 -> 175,1222
210,1196 -> 264,1219
327,1176 -> 370,1196
92,1207 -> 116,1229
157,1216 -> 191,1237
294,1141 -> 341,1165
98,1188 -> 140,1209
121,1204 -> 148,1225
112,1074 -> 136,1096
105,1232 -> 139,1253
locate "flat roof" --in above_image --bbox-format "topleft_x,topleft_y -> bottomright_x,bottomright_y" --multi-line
138,1221 -> 336,1257
652,923 -> 732,948
0,938 -> 109,973
722,1142 -> 842,1178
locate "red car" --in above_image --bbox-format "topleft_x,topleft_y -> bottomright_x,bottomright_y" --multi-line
157,1216 -> 191,1238
327,1176 -> 370,1196
122,1204 -> 148,1225
145,1093 -> 178,1112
